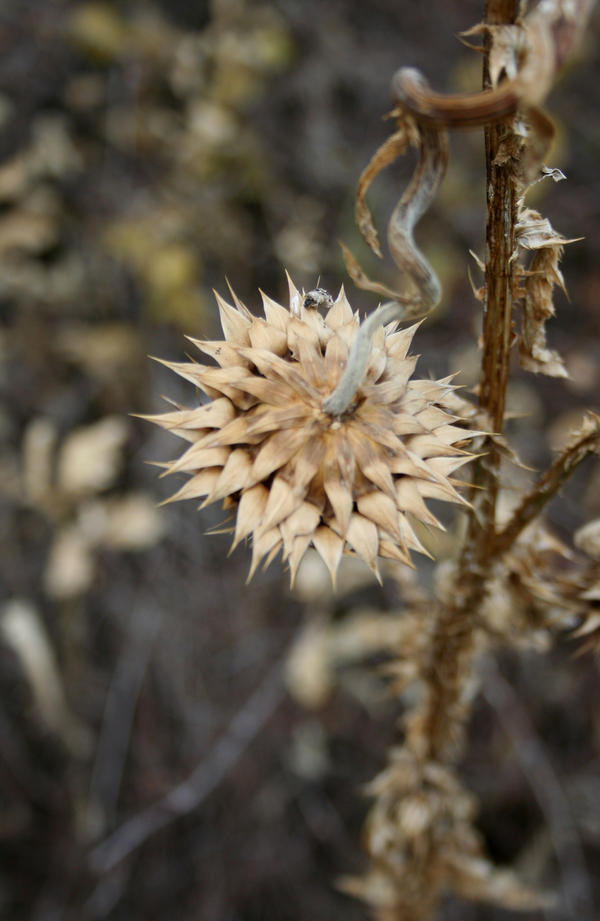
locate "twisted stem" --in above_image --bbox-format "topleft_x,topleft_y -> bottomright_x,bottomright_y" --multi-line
323,72 -> 448,417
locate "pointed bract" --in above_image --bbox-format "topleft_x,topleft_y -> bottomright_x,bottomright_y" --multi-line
312,526 -> 344,586
214,291 -> 252,346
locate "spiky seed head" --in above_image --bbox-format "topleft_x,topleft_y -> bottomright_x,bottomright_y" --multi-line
146,278 -> 474,585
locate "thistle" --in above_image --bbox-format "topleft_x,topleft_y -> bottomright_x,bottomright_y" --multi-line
147,277 -> 474,585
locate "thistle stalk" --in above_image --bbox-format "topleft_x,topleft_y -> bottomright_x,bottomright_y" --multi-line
351,3 -> 597,919
417,0 -> 521,765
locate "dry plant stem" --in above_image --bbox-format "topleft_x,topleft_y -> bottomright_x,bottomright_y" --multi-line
476,0 -> 520,523
353,5 -> 600,918
413,0 -> 521,765
401,0 -> 598,765
415,577 -> 487,762
494,421 -> 600,556
322,301 -> 403,416
415,423 -> 600,764
395,0 -> 596,131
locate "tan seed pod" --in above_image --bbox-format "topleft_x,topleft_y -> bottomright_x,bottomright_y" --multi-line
146,278 -> 475,585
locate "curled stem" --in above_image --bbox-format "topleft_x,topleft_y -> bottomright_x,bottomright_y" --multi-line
393,0 -> 595,129
324,76 -> 448,417
321,302 -> 405,416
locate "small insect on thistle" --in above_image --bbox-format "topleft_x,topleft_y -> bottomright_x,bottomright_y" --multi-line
146,277 -> 475,586
303,288 -> 334,311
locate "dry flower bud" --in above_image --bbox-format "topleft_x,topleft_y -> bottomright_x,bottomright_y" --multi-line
147,279 -> 474,585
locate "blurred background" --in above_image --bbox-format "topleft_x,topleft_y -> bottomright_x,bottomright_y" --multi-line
1,1 -> 599,919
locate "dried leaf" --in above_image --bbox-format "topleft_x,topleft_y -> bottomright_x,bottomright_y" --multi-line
285,620 -> 332,708
515,203 -> 579,378
57,416 -> 129,497
340,242 -> 404,303
97,493 -> 166,550
1,600 -> 91,754
355,127 -> 418,257
44,525 -> 96,599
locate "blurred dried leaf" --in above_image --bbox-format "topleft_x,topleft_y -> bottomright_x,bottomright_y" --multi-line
547,408 -> 589,451
285,620 -> 332,708
0,204 -> 59,256
0,154 -> 29,203
44,526 -> 96,600
564,349 -> 599,395
104,216 -> 208,326
57,416 -> 128,498
487,25 -> 522,84
285,607 -> 416,709
563,412 -> 600,457
1,599 -> 91,754
56,323 -> 144,382
29,115 -> 83,178
0,115 -> 80,205
446,853 -> 555,910
95,493 -> 166,551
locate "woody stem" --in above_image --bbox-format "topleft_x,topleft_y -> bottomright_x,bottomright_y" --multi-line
413,0 -> 521,764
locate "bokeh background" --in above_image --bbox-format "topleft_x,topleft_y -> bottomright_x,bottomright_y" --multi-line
1,1 -> 599,919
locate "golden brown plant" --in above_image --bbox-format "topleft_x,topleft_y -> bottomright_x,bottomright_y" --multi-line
147,281 -> 474,585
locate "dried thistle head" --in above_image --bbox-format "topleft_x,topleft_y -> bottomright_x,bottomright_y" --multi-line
342,749 -> 552,919
147,278 -> 474,584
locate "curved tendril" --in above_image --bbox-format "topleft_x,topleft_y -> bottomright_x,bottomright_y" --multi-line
323,72 -> 448,418
391,65 -> 519,127
323,2 -> 594,419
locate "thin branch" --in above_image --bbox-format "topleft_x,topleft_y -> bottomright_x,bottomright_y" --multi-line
89,603 -> 161,829
483,657 -> 594,921
493,416 -> 600,557
89,655 -> 285,874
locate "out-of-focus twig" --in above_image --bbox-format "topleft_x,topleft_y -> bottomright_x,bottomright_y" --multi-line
89,655 -> 285,874
89,601 -> 161,830
483,657 -> 594,921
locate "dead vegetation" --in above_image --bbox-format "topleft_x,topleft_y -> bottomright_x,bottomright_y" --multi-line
1,2 -> 600,920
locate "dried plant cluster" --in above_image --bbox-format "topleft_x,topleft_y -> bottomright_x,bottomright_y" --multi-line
149,1 -> 600,920
148,282 -> 475,584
